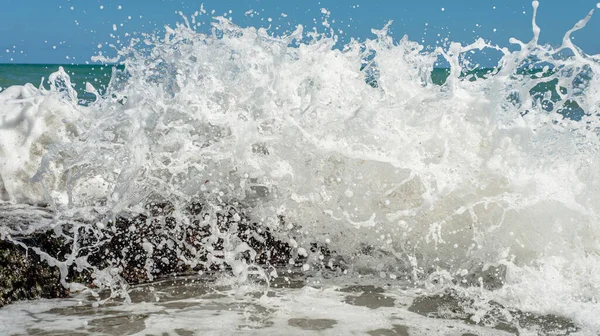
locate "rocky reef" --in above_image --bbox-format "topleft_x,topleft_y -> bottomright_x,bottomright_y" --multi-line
0,234 -> 68,307
0,201 -> 295,307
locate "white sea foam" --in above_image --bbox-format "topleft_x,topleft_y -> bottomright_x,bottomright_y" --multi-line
1,1 -> 600,332
0,68 -> 84,204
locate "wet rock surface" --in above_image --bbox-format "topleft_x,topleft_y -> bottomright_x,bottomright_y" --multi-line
0,202 -> 295,307
408,289 -> 578,335
0,235 -> 68,307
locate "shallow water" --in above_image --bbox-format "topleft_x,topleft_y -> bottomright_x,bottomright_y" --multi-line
1,274 -> 569,336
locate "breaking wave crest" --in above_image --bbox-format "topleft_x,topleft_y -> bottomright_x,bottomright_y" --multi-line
1,1 -> 600,331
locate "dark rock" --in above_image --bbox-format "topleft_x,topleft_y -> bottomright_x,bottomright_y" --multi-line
0,201 -> 295,306
82,202 -> 294,284
0,237 -> 69,307
408,289 -> 579,335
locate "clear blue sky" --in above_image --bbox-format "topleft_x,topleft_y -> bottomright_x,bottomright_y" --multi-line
1,0 -> 599,64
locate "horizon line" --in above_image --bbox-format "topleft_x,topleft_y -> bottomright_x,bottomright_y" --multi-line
0,63 -> 119,66
0,63 -> 470,70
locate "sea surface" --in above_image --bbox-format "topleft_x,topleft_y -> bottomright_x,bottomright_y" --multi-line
0,64 -> 117,104
1,3 -> 600,335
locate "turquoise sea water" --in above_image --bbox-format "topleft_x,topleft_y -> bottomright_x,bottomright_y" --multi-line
0,64 -> 117,103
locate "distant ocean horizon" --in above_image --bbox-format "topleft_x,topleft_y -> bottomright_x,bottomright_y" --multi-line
0,63 -> 119,103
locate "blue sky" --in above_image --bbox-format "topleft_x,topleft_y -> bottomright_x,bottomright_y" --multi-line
1,0 -> 599,64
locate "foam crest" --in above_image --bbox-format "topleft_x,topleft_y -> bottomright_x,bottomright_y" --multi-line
0,67 -> 84,203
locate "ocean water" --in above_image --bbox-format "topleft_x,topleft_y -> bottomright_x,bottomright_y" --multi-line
0,64 -> 118,105
1,1 -> 600,335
